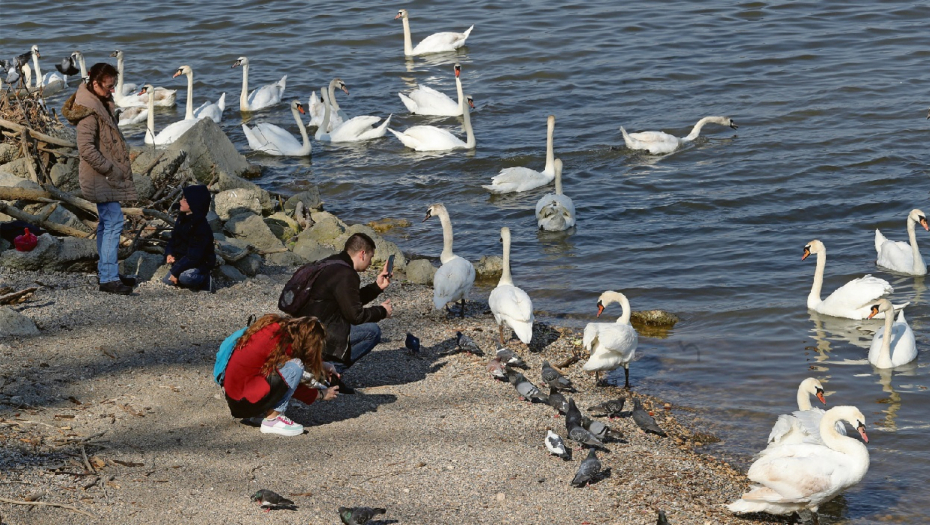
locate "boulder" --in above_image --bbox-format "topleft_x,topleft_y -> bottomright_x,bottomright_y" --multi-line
0,307 -> 39,337
130,149 -> 187,187
303,213 -> 346,247
0,234 -> 98,271
214,188 -> 264,221
57,237 -> 99,266
0,238 -> 9,251
49,160 -> 79,192
133,173 -> 155,201
215,239 -> 251,263
223,212 -> 284,253
368,217 -> 411,234
0,158 -> 30,179
264,251 -> 309,268
291,236 -> 337,262
120,251 -> 165,282
218,264 -> 247,282
0,144 -> 16,164
283,187 -> 322,212
475,255 -> 503,282
406,258 -> 436,285
0,171 -> 41,190
264,212 -> 300,241
36,204 -> 93,234
233,253 -> 263,277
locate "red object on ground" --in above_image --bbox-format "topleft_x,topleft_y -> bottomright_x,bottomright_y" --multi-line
14,228 -> 38,252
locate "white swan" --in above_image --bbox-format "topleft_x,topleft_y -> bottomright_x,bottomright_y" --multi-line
307,83 -> 345,131
232,56 -> 286,112
398,63 -> 467,116
424,203 -> 475,317
117,103 -> 148,127
172,65 -> 225,123
111,50 -> 176,108
489,227 -> 535,345
867,299 -> 918,368
395,8 -> 474,57
27,46 -> 66,96
242,100 -> 311,157
315,84 -> 391,143
766,378 -> 846,448
582,291 -> 639,388
535,159 -> 575,231
142,84 -> 198,146
620,116 -> 737,154
69,51 -> 87,83
484,115 -> 556,194
875,209 -> 928,275
728,406 -> 870,524
803,239 -> 902,320
389,95 -> 475,151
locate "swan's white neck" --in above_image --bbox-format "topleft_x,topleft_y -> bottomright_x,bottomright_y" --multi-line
461,102 -> 475,149
906,216 -> 922,273
327,80 -> 342,115
76,54 -> 87,80
239,62 -> 250,110
145,88 -> 156,143
183,70 -> 194,120
877,305 -> 895,368
436,208 -> 455,264
114,53 -> 125,96
291,104 -> 311,154
402,16 -> 414,56
30,51 -> 43,87
808,249 -> 826,309
554,163 -> 563,195
683,116 -> 717,142
316,89 -> 331,140
543,117 -> 555,175
455,74 -> 465,114
603,292 -> 632,325
819,410 -> 869,466
797,383 -> 814,411
499,231 -> 514,286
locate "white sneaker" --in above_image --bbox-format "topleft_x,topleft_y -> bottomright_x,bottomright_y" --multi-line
259,415 -> 304,436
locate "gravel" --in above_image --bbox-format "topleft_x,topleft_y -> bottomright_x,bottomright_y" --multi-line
0,266 -> 778,525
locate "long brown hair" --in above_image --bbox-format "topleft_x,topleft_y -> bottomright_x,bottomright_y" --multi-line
235,314 -> 326,378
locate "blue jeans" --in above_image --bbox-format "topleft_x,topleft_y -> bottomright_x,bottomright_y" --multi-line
334,323 -> 382,374
272,359 -> 305,413
96,202 -> 124,284
162,268 -> 209,289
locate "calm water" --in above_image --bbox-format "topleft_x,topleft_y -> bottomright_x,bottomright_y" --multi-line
6,1 -> 930,521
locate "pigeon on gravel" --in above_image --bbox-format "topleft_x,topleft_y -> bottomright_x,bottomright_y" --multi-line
545,429 -> 571,460
541,360 -> 575,392
588,398 -> 626,419
405,332 -> 420,356
565,398 -> 583,431
496,346 -> 528,369
568,424 -> 607,449
339,506 -> 386,525
456,331 -> 485,356
657,510 -> 671,525
581,415 -> 624,442
506,369 -> 548,403
250,489 -> 295,511
487,357 -> 507,381
632,399 -> 667,437
570,448 -> 602,487
547,387 -> 570,415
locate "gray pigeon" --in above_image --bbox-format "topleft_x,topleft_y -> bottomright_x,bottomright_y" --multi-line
496,347 -> 528,369
541,360 -> 575,391
547,387 -> 570,415
657,510 -> 671,525
565,398 -> 583,431
506,369 -> 548,403
545,429 -> 571,460
588,398 -> 626,419
250,489 -> 295,511
570,448 -> 601,487
581,415 -> 623,442
456,331 -> 485,356
632,399 -> 667,437
568,424 -> 606,449
339,506 -> 386,525
487,357 -> 507,381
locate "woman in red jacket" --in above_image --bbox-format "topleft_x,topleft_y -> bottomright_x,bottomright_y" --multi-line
223,314 -> 339,436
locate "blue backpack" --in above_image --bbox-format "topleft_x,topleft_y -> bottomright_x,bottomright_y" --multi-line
214,315 -> 256,386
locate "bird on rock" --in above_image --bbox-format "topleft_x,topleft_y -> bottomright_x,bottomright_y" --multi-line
404,332 -> 420,356
456,331 -> 485,356
571,448 -> 602,487
541,360 -> 575,392
545,429 -> 571,461
582,415 -> 623,442
632,399 -> 667,437
506,369 -> 548,403
496,346 -> 528,369
588,398 -> 626,419
339,506 -> 387,525
657,510 -> 671,525
250,489 -> 295,512
547,387 -> 570,415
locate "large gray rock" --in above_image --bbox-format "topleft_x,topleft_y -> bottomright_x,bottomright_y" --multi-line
233,253 -> 263,277
130,149 -> 187,187
37,204 -> 93,234
284,187 -> 322,212
0,144 -> 17,164
215,239 -> 251,263
214,188 -> 264,221
0,171 -> 41,190
0,234 -> 97,271
304,213 -> 346,247
265,212 -> 300,242
223,212 -> 284,253
133,173 -> 155,201
333,224 -> 407,270
218,264 -> 246,282
120,251 -> 165,282
406,258 -> 436,285
0,158 -> 31,179
264,251 -> 309,268
49,160 -> 79,192
475,255 -> 503,282
0,307 -> 39,337
0,238 -> 9,252
291,236 -> 337,262
57,237 -> 99,265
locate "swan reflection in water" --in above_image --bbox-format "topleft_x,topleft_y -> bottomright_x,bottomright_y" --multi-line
808,310 -> 877,361
872,358 -> 918,433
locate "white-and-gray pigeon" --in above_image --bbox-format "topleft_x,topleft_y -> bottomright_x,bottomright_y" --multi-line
541,360 -> 575,391
506,369 -> 548,403
588,398 -> 626,419
339,506 -> 386,525
545,429 -> 571,460
581,415 -> 623,442
251,489 -> 295,512
568,424 -> 606,449
570,448 -> 602,487
496,346 -> 528,369
456,331 -> 485,356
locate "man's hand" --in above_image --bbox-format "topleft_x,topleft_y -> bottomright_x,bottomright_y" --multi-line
169,274 -> 178,284
376,260 -> 391,290
381,299 -> 393,318
166,255 -> 175,264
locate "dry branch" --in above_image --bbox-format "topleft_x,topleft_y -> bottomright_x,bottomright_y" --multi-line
0,118 -> 76,148
0,287 -> 37,305
0,496 -> 94,518
0,202 -> 91,238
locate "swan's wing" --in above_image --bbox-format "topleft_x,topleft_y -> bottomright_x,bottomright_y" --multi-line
582,323 -> 599,352
876,237 -> 918,273
243,122 -> 302,154
489,284 -> 534,324
154,118 -> 199,145
247,75 -> 287,110
536,194 -> 576,230
354,114 -> 391,141
412,27 -> 473,54
329,115 -> 383,142
405,85 -> 459,115
745,446 -> 841,502
398,92 -> 418,113
821,274 -> 892,313
874,229 -> 888,254
767,414 -> 800,445
433,257 -> 475,308
391,125 -> 462,151
484,167 -> 552,194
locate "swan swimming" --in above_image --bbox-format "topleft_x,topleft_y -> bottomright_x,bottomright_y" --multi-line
867,299 -> 917,369
620,116 -> 737,154
875,208 -> 928,275
395,8 -> 474,57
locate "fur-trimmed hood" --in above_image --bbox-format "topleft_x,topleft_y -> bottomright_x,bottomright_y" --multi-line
62,83 -> 115,126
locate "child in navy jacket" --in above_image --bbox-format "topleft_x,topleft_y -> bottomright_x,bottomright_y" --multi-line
163,185 -> 216,290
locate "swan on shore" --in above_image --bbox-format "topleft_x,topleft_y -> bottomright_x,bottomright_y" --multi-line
395,8 -> 473,57
424,203 -> 475,317
484,115 -> 556,194
875,208 -> 928,275
582,291 -> 638,388
867,299 -> 917,368
620,116 -> 737,154
489,227 -> 535,345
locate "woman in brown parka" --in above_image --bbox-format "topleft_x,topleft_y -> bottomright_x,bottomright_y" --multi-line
62,63 -> 138,295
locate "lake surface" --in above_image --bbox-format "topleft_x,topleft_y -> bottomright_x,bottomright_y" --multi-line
6,1 -> 930,522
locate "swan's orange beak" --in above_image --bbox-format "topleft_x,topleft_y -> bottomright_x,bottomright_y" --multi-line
342,86 -> 350,96
455,67 -> 461,78
857,424 -> 868,443
921,217 -> 928,231
137,87 -> 148,95
297,104 -> 305,115
867,306 -> 880,320
596,302 -> 604,318
816,391 -> 826,405
802,247 -> 811,261
394,12 -> 403,20
172,70 -> 182,78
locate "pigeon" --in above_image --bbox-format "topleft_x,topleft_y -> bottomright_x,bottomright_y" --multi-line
339,506 -> 386,525
250,489 -> 295,511
588,398 -> 626,419
547,387 -> 570,415
565,398 -> 583,431
545,429 -> 571,460
632,399 -> 667,437
570,448 -> 602,487
568,424 -> 606,449
55,54 -> 79,76
506,369 -> 548,403
404,332 -> 420,356
657,510 -> 671,525
541,360 -> 575,391
581,415 -> 623,442
487,357 -> 507,381
456,331 -> 485,356
496,346 -> 528,369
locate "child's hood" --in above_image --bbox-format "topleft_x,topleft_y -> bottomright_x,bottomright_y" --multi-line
182,185 -> 211,219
